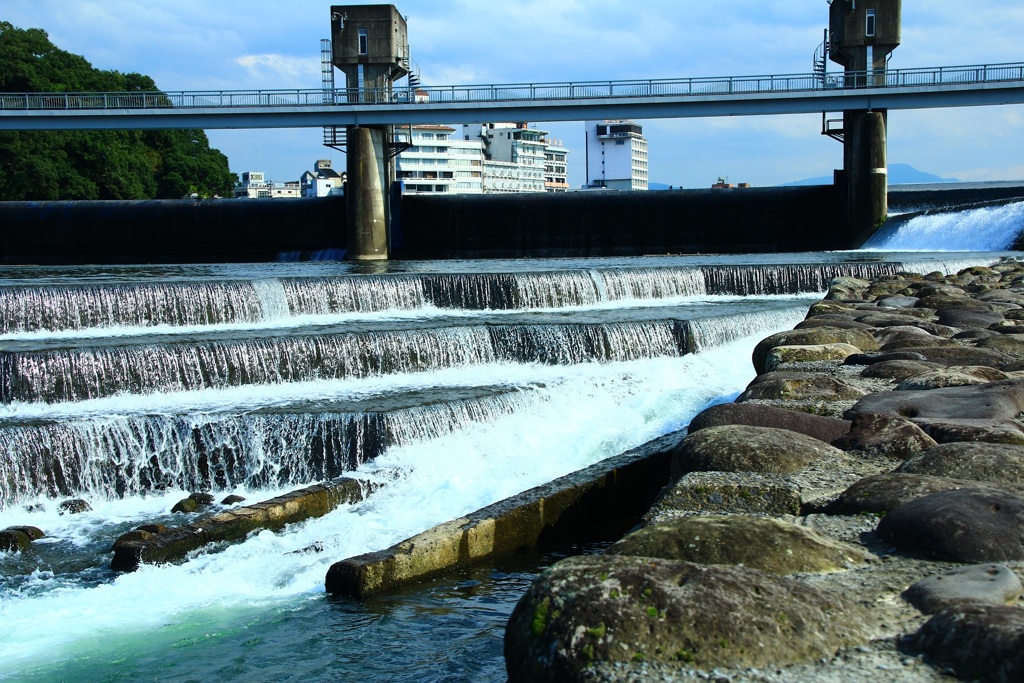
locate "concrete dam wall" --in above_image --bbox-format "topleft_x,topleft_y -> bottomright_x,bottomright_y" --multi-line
3,183 -> 1017,264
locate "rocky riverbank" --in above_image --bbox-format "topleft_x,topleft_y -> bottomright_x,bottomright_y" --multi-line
505,261 -> 1024,683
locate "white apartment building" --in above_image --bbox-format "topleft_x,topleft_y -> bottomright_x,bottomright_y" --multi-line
394,125 -> 484,194
584,120 -> 649,191
300,159 -> 346,197
463,123 -> 570,193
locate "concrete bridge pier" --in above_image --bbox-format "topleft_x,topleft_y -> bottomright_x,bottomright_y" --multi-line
845,109 -> 888,246
345,125 -> 390,260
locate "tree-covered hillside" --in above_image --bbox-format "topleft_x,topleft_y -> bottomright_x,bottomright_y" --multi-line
0,21 -> 237,200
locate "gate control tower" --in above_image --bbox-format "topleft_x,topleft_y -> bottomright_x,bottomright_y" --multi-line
330,5 -> 410,260
828,0 -> 902,243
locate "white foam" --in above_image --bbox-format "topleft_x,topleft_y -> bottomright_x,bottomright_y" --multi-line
867,201 -> 1024,251
0,327 -> 789,675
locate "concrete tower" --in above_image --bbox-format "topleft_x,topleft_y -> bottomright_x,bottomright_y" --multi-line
330,5 -> 410,260
828,0 -> 902,244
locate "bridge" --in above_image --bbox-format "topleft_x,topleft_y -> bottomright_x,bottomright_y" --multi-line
1,62 -> 1024,131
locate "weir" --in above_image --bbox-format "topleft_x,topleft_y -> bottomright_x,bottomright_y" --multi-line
0,210 -> 1019,678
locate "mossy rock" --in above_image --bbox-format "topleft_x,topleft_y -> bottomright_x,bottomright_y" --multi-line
752,327 -> 877,375
505,555 -> 872,682
607,515 -> 867,574
673,425 -> 843,475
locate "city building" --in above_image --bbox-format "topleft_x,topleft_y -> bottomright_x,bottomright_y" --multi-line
233,160 -> 345,199
463,122 -> 569,194
300,159 -> 346,197
232,171 -> 302,199
584,120 -> 649,191
394,124 -> 484,194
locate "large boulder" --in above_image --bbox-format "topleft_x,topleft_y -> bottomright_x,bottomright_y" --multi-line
672,425 -> 843,475
606,515 -> 867,574
737,375 -> 868,403
894,365 -> 1009,391
828,473 -> 995,515
686,402 -> 850,443
646,472 -> 802,521
858,358 -> 941,380
877,488 -> 1024,562
978,333 -> 1024,359
889,346 -> 1015,368
937,307 -> 1005,329
504,555 -> 871,682
897,442 -> 1024,486
845,378 -> 1024,422
903,564 -> 1023,614
830,413 -> 937,460
764,342 -> 863,371
752,327 -> 878,374
908,605 -> 1024,683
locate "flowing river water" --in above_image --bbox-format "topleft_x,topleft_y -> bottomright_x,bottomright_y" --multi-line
1,200 -> 1023,681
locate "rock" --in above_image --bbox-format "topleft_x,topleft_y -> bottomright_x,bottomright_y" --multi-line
912,418 -> 1024,446
504,555 -> 871,682
57,499 -> 92,515
877,488 -> 1024,562
845,378 -> 1024,423
903,564 -> 1023,614
686,403 -> 851,443
672,425 -> 843,475
897,442 -> 1024,486
172,492 -> 216,513
607,515 -> 867,574
879,334 -> 955,352
894,366 -> 1009,391
830,414 -> 937,460
952,328 -> 1000,341
737,375 -> 868,402
221,494 -> 246,505
855,312 -> 944,328
937,307 -> 1005,329
894,346 -> 1016,368
171,498 -> 200,514
764,342 -> 863,371
858,359 -> 940,380
188,492 -> 216,506
908,605 -> 1024,682
0,529 -> 32,552
646,472 -> 802,521
825,277 -> 872,300
751,327 -> 878,374
796,316 -> 874,331
978,333 -> 1024,359
845,351 -> 930,366
805,301 -> 860,317
877,295 -> 919,308
6,525 -> 45,541
136,523 -> 169,534
828,473 -> 994,515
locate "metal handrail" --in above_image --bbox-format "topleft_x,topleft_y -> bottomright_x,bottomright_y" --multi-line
2,62 -> 1023,111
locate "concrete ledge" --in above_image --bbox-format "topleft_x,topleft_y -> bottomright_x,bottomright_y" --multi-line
324,430 -> 685,599
111,477 -> 375,572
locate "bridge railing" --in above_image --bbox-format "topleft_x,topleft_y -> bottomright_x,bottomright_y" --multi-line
2,62 -> 1023,111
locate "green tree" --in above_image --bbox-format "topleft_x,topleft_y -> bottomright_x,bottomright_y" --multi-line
0,21 -> 237,200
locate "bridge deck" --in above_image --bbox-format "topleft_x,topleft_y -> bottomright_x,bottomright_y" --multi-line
2,62 -> 1024,130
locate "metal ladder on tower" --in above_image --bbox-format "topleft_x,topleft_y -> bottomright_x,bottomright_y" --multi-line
321,38 -> 346,152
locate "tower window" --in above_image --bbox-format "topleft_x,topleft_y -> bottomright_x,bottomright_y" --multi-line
865,9 -> 876,37
358,28 -> 368,55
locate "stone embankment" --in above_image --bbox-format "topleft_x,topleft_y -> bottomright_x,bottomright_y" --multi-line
505,261 -> 1024,683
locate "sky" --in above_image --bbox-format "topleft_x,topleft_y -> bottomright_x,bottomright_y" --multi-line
5,0 -> 1024,189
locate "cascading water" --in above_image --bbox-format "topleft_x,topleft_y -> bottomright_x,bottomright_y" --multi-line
865,199 -> 1024,251
0,235 -> 1018,681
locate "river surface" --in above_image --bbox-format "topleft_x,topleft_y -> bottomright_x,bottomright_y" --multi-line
1,199 -> 1022,682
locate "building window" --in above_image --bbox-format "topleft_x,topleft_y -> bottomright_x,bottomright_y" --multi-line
865,9 -> 876,37
358,28 -> 368,55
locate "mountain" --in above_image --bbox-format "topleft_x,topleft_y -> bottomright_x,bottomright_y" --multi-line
782,164 -> 959,187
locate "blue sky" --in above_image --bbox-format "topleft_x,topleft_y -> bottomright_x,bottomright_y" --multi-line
6,0 -> 1024,188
